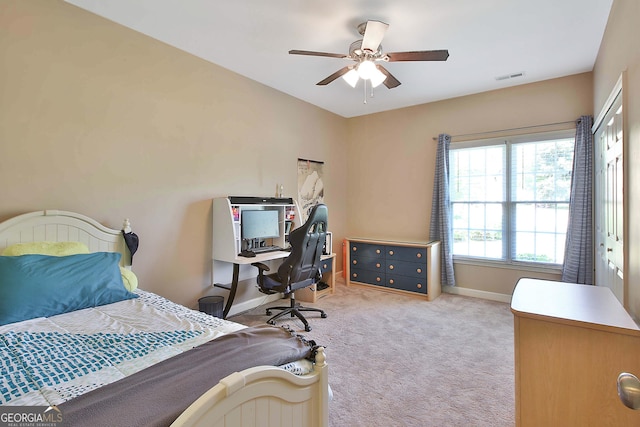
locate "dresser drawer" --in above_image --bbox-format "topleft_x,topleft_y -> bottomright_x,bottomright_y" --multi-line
386,274 -> 428,294
350,242 -> 385,259
350,268 -> 385,286
351,256 -> 384,272
385,245 -> 427,261
386,259 -> 427,279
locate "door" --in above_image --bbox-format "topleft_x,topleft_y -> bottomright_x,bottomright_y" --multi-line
594,90 -> 624,303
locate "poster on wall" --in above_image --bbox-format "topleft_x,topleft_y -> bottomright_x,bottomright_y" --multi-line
297,158 -> 325,222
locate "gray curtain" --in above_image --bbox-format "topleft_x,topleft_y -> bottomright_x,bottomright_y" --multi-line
561,115 -> 594,284
429,133 -> 456,286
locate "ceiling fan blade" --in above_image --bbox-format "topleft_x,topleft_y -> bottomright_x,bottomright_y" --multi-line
376,65 -> 401,89
361,20 -> 389,53
386,50 -> 450,62
316,66 -> 352,86
289,50 -> 348,59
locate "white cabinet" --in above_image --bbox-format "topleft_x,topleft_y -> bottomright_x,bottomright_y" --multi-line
511,278 -> 640,426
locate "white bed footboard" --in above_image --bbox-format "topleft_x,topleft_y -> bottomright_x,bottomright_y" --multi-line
172,347 -> 329,427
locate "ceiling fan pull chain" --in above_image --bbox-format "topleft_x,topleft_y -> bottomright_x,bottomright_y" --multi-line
363,79 -> 367,104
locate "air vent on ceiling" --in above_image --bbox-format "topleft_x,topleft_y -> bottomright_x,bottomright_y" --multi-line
495,72 -> 525,81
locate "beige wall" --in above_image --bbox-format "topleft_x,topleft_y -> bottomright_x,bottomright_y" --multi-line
347,73 -> 593,297
593,0 -> 640,319
0,1 -> 348,309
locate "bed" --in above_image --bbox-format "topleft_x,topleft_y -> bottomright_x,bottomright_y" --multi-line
0,210 -> 329,426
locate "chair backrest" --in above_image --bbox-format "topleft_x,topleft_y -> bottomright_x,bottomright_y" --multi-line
277,204 -> 328,285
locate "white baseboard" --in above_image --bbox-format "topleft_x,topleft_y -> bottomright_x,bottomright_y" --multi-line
443,285 -> 512,304
226,293 -> 283,318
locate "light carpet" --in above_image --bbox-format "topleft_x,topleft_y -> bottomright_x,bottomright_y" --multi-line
230,279 -> 515,427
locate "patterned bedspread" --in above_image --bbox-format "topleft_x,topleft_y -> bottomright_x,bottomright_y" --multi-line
0,290 -> 311,406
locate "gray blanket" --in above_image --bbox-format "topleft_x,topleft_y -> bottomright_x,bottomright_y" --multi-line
58,325 -> 315,427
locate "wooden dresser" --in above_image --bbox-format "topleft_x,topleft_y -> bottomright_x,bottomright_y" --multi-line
346,238 -> 441,301
511,278 -> 640,426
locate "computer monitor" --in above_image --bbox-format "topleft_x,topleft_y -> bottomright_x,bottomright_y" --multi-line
241,210 -> 280,240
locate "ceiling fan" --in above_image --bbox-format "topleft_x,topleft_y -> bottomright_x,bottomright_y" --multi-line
289,20 -> 449,89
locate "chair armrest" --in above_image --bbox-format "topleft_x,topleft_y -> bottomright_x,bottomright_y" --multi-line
251,262 -> 270,273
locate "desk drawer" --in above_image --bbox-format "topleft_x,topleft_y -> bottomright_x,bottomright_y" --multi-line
320,259 -> 333,272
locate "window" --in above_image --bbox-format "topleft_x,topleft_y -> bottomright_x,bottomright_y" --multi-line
449,131 -> 574,265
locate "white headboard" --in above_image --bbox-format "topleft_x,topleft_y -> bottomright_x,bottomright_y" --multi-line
0,210 -> 131,266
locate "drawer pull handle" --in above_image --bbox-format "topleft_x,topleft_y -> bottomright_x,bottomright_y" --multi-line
417,268 -> 422,273
376,249 -> 381,254
416,253 -> 422,258
323,263 -> 328,269
352,246 -> 357,252
389,250 -> 394,256
389,265 -> 394,270
352,273 -> 358,278
376,263 -> 381,268
376,277 -> 381,282
417,283 -> 422,289
352,260 -> 357,265
389,279 -> 394,284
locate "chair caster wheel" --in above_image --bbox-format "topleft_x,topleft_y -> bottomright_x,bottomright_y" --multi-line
305,325 -> 312,332
267,320 -> 276,325
321,313 -> 328,318
266,310 -> 272,315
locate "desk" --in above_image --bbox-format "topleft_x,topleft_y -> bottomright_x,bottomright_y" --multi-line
214,250 -> 290,319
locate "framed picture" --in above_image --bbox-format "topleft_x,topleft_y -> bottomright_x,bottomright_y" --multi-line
297,158 -> 325,223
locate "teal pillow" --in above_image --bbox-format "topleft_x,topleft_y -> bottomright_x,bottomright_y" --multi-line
0,252 -> 138,326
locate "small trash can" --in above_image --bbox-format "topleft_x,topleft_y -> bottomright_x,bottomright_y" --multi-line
198,295 -> 224,318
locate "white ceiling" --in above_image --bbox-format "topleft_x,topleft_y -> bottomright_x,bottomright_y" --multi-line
65,0 -> 613,118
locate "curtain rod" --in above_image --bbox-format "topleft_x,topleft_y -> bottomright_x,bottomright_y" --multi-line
432,120 -> 576,141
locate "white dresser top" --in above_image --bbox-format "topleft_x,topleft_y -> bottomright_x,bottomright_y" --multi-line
511,278 -> 640,335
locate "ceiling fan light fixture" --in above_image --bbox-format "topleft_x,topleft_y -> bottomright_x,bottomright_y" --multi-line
290,20 -> 450,93
342,69 -> 359,88
356,60 -> 376,80
370,68 -> 387,88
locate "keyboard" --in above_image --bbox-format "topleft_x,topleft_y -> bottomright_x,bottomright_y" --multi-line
250,245 -> 282,254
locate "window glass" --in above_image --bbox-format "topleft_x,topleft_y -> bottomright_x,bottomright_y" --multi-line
451,145 -> 506,259
450,132 -> 574,265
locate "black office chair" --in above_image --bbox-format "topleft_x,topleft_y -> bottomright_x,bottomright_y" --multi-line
252,204 -> 328,332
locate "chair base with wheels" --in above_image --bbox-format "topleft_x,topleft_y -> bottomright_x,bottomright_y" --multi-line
265,293 -> 327,332
252,265 -> 327,332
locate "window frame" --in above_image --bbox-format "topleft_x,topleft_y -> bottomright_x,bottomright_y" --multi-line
449,129 -> 575,271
